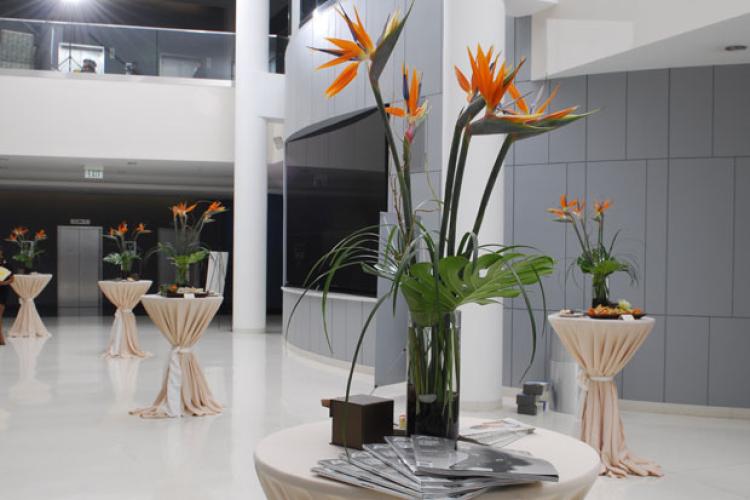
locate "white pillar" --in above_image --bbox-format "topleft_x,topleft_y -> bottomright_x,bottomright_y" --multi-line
233,0 -> 269,333
442,0 -> 506,409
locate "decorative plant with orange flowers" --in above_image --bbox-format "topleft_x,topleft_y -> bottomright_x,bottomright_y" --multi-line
154,201 -> 227,286
548,196 -> 636,307
5,227 -> 46,272
103,221 -> 151,279
294,1 -> 588,439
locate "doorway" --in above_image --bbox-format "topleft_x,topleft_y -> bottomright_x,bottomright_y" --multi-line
57,226 -> 102,313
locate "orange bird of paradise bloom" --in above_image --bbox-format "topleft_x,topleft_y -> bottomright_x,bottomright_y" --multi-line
311,5 -> 403,98
547,195 -> 582,220
117,222 -> 128,234
172,202 -> 198,218
594,199 -> 612,215
35,229 -> 47,240
466,45 -> 524,116
12,227 -> 29,237
206,201 -> 226,214
386,65 -> 428,142
135,223 -> 151,234
503,81 -> 578,125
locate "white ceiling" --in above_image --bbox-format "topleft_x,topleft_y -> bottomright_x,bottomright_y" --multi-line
552,12 -> 750,78
0,155 -> 234,195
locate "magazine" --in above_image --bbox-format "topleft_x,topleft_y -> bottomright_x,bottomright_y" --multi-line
315,460 -> 489,500
459,418 -> 535,447
0,266 -> 11,281
364,442 -> 526,494
412,435 -> 559,482
345,451 -> 420,491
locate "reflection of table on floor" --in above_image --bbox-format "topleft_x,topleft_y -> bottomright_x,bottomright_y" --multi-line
130,294 -> 223,419
548,314 -> 662,478
98,280 -> 152,358
254,419 -> 600,500
9,274 -> 52,338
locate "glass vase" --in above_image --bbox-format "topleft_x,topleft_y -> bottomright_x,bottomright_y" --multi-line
407,311 -> 461,440
175,263 -> 190,286
591,275 -> 610,308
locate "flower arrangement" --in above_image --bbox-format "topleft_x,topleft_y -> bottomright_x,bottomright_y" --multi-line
103,221 -> 151,279
548,196 -> 637,307
294,2 -> 588,439
155,201 -> 227,287
5,227 -> 46,273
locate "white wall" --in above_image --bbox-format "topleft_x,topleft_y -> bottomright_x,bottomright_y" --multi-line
531,0 -> 750,78
0,71 -> 285,163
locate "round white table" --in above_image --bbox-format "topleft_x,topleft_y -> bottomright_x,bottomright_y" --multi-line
254,419 -> 600,500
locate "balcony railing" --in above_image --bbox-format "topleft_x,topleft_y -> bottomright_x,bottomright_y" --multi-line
0,17 -> 288,79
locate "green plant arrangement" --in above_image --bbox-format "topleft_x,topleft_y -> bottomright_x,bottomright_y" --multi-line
103,222 -> 151,280
154,201 -> 227,287
292,2 -> 589,439
547,196 -> 637,307
5,227 -> 46,273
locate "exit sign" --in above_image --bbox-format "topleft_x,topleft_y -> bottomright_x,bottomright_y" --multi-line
84,167 -> 104,180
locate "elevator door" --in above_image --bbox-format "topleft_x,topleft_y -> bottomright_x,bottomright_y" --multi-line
57,226 -> 102,310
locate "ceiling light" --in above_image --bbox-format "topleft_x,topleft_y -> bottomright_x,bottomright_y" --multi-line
61,0 -> 82,4
725,45 -> 747,52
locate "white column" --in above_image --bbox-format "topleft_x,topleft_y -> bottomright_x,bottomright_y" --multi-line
442,0 -> 506,409
234,0 -> 269,333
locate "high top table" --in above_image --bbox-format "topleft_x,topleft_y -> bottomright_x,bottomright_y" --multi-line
130,294 -> 223,418
98,280 -> 152,358
254,419 -> 601,500
9,273 -> 52,338
548,314 -> 663,478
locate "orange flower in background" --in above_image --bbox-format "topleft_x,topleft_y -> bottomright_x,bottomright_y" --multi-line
12,227 -> 28,237
7,232 -> 17,242
135,223 -> 151,234
205,201 -> 226,214
35,229 -> 46,240
594,199 -> 612,216
386,65 -> 429,142
117,222 -> 128,235
172,201 -> 197,218
547,194 -> 581,220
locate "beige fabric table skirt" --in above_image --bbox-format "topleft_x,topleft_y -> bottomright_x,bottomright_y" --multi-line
549,314 -> 662,478
131,294 -> 223,418
98,280 -> 152,358
9,274 -> 52,338
254,419 -> 600,500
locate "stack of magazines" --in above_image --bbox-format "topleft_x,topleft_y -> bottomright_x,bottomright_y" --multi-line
459,418 -> 535,448
312,429 -> 558,499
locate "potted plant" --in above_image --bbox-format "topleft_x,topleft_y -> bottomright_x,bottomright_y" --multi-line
548,196 -> 637,307
154,201 -> 227,293
292,3 -> 588,440
103,222 -> 151,280
5,227 -> 46,274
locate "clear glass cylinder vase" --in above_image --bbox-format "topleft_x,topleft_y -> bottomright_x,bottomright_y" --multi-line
406,311 -> 461,440
591,275 -> 610,308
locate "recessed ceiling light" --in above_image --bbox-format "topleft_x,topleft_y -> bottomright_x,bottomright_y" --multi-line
61,0 -> 82,4
725,44 -> 747,52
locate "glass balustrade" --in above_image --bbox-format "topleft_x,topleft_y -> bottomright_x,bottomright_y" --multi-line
0,17 -> 288,78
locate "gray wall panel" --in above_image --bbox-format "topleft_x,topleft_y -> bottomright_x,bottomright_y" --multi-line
667,159 -> 734,316
513,164 -> 566,310
564,163 -> 586,310
708,318 -> 750,407
502,307 -> 513,386
734,158 -> 750,316
586,161 -> 646,308
332,300 -> 348,361
511,310 -> 547,384
645,160 -> 669,315
514,16 -> 531,82
627,70 -> 669,159
587,72 -> 627,161
622,316 -> 665,402
714,64 -> 750,157
403,0 -> 441,96
665,316 -> 709,405
549,76 -> 587,164
669,66 -> 713,158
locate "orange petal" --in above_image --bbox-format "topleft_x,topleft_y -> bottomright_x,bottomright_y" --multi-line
507,82 -> 529,114
325,62 -> 360,98
536,84 -> 560,114
317,54 -> 354,70
408,68 -> 419,115
385,106 -> 406,117
455,66 -> 470,94
353,7 -> 374,52
540,105 -> 578,121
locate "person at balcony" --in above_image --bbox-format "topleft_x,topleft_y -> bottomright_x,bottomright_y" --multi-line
81,59 -> 97,73
0,248 -> 14,346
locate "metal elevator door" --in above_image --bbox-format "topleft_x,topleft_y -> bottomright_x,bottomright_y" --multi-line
57,226 -> 102,311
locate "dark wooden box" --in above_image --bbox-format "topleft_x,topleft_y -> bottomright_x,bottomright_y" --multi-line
324,394 -> 394,449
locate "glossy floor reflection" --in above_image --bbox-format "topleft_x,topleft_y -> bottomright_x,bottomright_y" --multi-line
0,315 -> 748,499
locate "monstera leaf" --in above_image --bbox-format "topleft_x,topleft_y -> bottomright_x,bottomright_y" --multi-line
399,251 -> 554,327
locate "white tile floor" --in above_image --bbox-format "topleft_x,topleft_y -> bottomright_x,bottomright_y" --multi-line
0,315 -> 749,499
